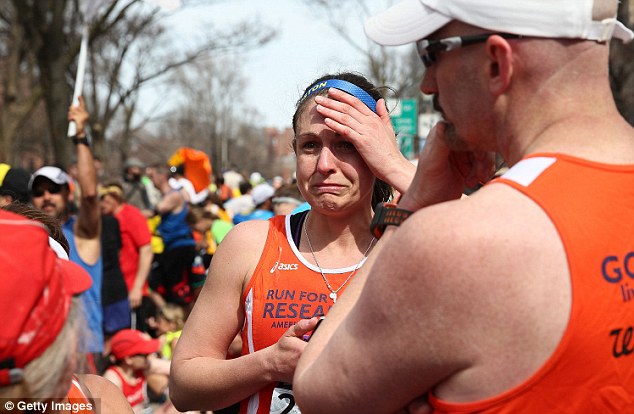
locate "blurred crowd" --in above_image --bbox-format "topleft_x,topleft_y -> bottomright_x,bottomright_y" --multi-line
0,142 -> 304,414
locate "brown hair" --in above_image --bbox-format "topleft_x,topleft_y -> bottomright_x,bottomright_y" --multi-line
158,303 -> 185,331
1,202 -> 70,254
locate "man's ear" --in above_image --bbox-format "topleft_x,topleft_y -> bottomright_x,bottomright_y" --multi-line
485,35 -> 514,95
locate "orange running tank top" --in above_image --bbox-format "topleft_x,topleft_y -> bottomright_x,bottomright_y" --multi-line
430,154 -> 634,413
240,213 -> 368,414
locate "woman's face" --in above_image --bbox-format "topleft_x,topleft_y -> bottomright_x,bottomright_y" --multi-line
294,101 -> 375,214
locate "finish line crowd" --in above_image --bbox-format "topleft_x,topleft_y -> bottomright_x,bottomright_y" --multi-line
0,115 -> 306,413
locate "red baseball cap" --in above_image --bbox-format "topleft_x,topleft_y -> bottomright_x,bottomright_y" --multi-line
110,329 -> 160,360
0,210 -> 92,386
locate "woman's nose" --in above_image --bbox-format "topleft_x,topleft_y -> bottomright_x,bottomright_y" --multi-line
316,147 -> 336,174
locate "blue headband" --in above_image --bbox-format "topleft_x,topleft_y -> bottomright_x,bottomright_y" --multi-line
302,79 -> 378,113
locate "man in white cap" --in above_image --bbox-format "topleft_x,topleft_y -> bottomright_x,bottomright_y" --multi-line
29,96 -> 104,360
294,1 -> 634,412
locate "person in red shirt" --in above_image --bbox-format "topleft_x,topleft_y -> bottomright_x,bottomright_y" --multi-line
100,182 -> 154,332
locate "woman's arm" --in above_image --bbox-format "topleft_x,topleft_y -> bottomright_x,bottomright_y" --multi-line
169,220 -> 317,412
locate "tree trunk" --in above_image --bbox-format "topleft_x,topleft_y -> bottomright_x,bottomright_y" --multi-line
35,0 -> 73,168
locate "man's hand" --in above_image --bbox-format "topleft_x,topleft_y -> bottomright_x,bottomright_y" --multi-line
68,96 -> 90,137
399,122 -> 495,211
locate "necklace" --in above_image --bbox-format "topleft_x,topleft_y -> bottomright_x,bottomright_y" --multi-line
303,214 -> 375,303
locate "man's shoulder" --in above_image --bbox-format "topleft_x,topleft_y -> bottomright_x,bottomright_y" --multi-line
398,184 -> 553,274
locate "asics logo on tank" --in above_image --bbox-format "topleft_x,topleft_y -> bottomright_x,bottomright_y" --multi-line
270,262 -> 299,273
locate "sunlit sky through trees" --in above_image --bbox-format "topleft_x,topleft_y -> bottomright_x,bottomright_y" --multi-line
157,0 -> 393,129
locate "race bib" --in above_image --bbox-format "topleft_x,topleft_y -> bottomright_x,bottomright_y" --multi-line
270,383 -> 302,414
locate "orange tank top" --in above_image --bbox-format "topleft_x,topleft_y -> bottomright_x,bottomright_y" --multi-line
240,213 -> 367,414
430,154 -> 634,413
66,376 -> 95,414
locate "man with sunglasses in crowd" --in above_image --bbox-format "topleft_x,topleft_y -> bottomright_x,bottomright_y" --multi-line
29,96 -> 104,367
294,0 -> 634,412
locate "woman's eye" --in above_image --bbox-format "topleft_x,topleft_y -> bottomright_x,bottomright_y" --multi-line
336,141 -> 357,154
301,141 -> 319,152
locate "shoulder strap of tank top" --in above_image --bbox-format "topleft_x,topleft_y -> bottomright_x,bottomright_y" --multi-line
289,210 -> 308,248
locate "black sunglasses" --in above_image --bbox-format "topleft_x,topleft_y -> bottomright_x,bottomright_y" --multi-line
32,182 -> 63,197
416,33 -> 523,68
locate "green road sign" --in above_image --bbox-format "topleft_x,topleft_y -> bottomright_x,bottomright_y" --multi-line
390,99 -> 418,159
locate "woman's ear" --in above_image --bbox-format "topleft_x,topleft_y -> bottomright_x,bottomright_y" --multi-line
485,35 -> 514,95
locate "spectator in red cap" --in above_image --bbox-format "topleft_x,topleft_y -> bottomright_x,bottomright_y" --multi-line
104,329 -> 163,413
0,209 -> 132,413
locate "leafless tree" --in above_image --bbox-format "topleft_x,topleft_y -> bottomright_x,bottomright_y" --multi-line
85,8 -> 274,169
0,0 -> 275,169
0,1 -> 46,164
153,54 -> 270,175
300,0 -> 423,97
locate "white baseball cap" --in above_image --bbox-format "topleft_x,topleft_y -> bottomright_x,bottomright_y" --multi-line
252,183 -> 275,206
365,0 -> 634,46
29,166 -> 71,190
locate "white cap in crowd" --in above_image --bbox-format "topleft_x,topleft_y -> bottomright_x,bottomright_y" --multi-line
29,166 -> 71,190
252,183 -> 275,206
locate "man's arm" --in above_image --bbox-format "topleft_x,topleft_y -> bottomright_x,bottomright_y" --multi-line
294,205 -> 477,413
69,97 -> 100,263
